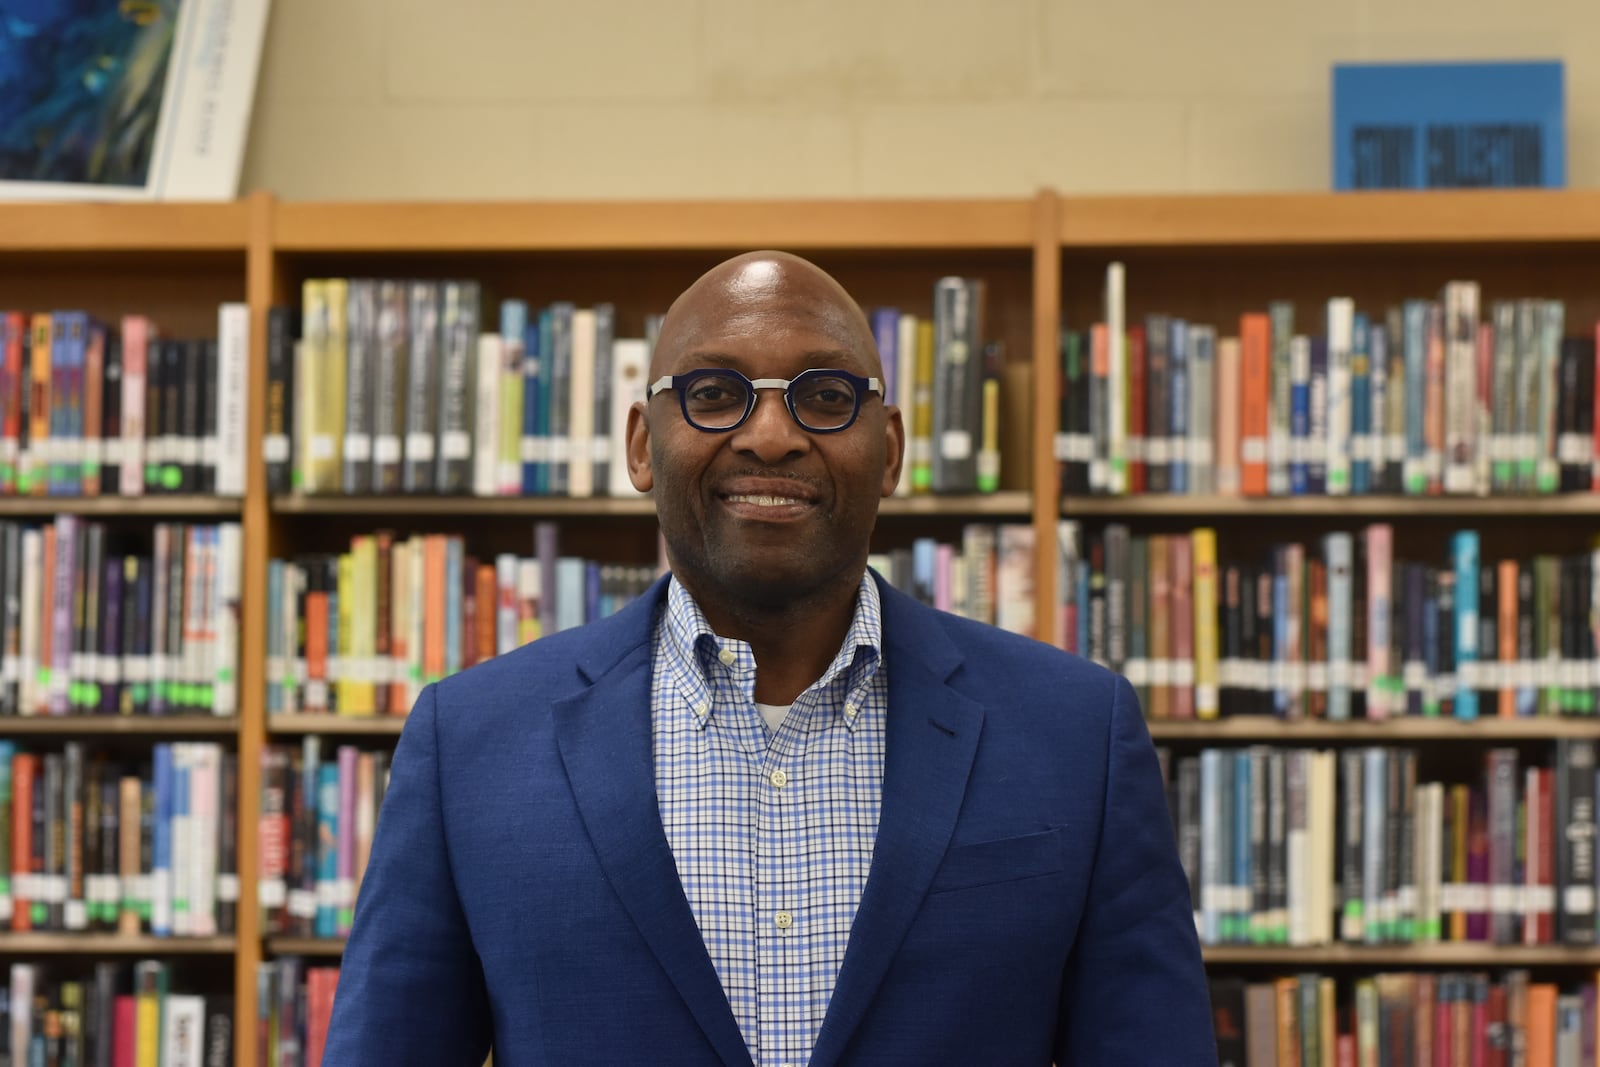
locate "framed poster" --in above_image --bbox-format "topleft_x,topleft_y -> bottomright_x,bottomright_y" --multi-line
0,0 -> 270,201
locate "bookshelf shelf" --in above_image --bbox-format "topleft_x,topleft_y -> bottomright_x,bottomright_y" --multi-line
274,199 -> 1035,253
266,937 -> 345,957
0,715 -> 238,736
1058,190 -> 1600,249
1203,943 -> 1600,967
1061,494 -> 1600,519
0,202 -> 250,254
1147,717 -> 1600,742
272,494 -> 657,518
0,934 -> 237,955
270,491 -> 1032,519
268,715 -> 406,737
0,496 -> 244,518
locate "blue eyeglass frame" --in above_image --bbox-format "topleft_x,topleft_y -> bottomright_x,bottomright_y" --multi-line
646,367 -> 884,434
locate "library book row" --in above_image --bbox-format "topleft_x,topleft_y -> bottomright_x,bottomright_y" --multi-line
0,308 -> 250,500
1061,269 -> 1600,500
1210,969 -> 1596,1067
276,274 -> 1003,500
1059,521 -> 1600,722
6,960 -> 232,1067
1,742 -> 238,940
0,518 -> 243,721
267,521 -> 1038,719
1160,741 -> 1598,951
255,958 -> 335,1067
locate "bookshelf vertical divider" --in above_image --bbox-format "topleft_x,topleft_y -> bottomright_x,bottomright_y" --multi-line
235,189 -> 276,1067
1030,189 -> 1062,646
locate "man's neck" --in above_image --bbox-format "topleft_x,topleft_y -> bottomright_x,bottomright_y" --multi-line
688,572 -> 863,706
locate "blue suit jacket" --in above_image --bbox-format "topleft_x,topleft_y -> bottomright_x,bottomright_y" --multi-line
323,573 -> 1216,1066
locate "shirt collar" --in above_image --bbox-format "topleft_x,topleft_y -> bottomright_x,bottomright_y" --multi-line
662,571 -> 883,730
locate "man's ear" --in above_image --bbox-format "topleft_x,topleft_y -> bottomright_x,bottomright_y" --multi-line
881,404 -> 906,497
626,401 -> 655,492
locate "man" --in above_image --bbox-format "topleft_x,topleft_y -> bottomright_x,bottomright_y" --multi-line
323,252 -> 1216,1065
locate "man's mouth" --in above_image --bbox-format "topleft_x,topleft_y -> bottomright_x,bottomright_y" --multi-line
723,493 -> 811,508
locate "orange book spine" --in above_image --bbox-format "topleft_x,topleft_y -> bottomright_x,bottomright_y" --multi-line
1498,560 -> 1518,717
11,753 -> 32,931
1239,313 -> 1270,496
1275,976 -> 1303,1067
117,776 -> 141,935
27,314 -> 50,497
476,563 -> 496,666
1449,784 -> 1469,943
1,311 -> 24,495
424,535 -> 446,685
1424,307 -> 1446,495
1525,983 -> 1557,1067
305,586 -> 329,714
1308,559 -> 1329,720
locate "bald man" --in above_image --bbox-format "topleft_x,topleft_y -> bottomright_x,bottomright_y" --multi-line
323,253 -> 1216,1066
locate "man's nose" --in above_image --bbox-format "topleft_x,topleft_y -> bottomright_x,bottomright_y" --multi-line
728,388 -> 809,463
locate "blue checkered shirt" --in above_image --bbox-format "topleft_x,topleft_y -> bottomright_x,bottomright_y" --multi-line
652,572 -> 887,1067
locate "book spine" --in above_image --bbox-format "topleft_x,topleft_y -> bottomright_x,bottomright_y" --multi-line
435,280 -> 479,494
372,281 -> 407,494
342,280 -> 376,494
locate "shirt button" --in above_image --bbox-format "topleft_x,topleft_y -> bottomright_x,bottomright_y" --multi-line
718,648 -> 736,666
844,702 -> 858,719
775,910 -> 793,930
769,769 -> 788,788
694,701 -> 709,716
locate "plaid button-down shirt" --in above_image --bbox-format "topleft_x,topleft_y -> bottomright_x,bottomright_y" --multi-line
652,572 -> 888,1067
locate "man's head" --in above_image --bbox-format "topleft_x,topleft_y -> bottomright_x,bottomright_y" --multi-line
626,251 -> 905,616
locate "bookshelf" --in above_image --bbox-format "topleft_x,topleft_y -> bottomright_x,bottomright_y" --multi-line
6,189 -> 1600,1065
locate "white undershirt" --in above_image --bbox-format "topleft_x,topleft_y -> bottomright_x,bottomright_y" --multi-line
754,701 -> 792,733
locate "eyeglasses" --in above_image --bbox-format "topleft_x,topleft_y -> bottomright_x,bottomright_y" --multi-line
646,368 -> 884,434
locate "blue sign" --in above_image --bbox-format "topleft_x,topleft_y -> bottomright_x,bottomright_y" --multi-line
1332,61 -> 1565,190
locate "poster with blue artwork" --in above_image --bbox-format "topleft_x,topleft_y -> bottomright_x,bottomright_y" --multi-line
0,0 -> 270,200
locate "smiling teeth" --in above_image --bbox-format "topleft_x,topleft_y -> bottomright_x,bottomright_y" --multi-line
727,494 -> 805,507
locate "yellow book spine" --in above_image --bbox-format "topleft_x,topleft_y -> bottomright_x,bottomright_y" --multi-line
351,534 -> 377,714
1192,528 -> 1220,719
911,320 -> 935,492
336,550 -> 355,713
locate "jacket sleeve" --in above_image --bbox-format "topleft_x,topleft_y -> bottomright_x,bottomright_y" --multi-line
1055,675 -> 1217,1065
322,684 -> 493,1066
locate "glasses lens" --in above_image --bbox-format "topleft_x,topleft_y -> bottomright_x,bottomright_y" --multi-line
683,372 -> 751,429
791,373 -> 859,430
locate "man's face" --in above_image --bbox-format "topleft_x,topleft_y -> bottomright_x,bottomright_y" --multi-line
626,257 -> 905,612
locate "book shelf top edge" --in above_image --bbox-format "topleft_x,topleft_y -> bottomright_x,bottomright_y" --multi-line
268,715 -> 406,736
0,202 -> 250,253
0,934 -> 237,954
0,496 -> 243,518
1203,943 -> 1600,965
0,716 -> 237,736
273,199 -> 1036,253
271,492 -> 1032,518
1148,718 -> 1600,741
1059,189 -> 1600,249
1062,494 -> 1600,518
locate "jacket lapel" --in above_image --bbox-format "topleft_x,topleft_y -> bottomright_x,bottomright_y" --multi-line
808,579 -> 984,1067
552,580 -> 755,1067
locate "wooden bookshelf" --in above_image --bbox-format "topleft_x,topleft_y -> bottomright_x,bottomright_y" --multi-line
1058,190 -> 1600,249
1062,493 -> 1600,518
1147,717 -> 1600,742
0,496 -> 244,517
268,714 -> 406,737
0,934 -> 237,955
1203,944 -> 1600,967
0,202 -> 250,254
13,189 -> 1600,1066
274,199 -> 1035,253
265,937 -> 346,957
0,716 -> 238,736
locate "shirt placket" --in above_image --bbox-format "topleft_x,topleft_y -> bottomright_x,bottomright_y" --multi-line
754,693 -> 812,1067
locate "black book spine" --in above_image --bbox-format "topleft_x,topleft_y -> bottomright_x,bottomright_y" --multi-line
100,335 -> 122,497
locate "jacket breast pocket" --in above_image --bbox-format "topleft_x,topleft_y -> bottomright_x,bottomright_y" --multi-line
927,826 -> 1066,894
